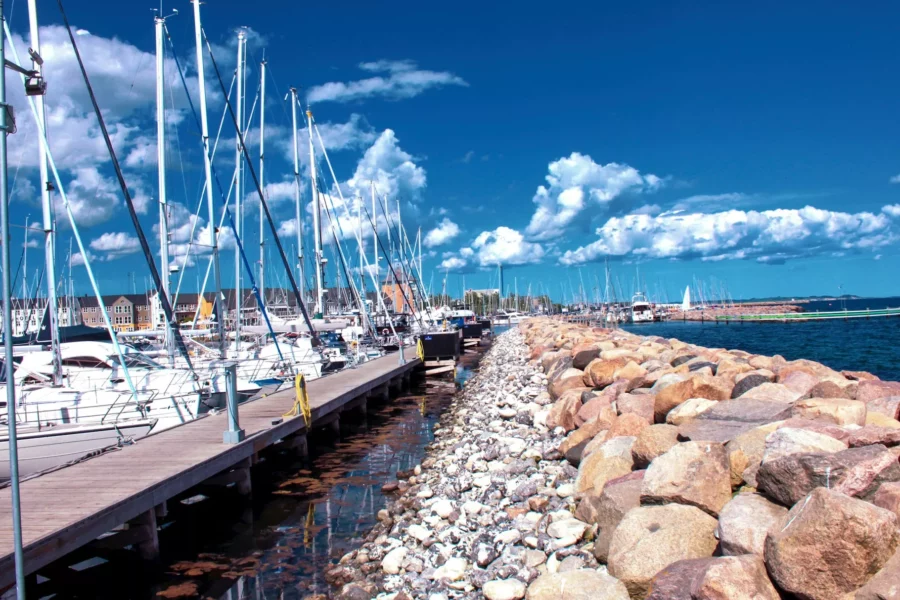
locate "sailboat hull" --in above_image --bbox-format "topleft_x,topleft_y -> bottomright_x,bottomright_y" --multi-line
0,419 -> 156,480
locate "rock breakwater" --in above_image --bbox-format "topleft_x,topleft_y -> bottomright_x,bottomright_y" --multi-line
328,319 -> 900,600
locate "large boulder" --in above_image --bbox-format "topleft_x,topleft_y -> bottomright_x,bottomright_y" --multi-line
791,397 -> 867,426
866,395 -> 900,419
724,421 -> 782,487
730,373 -> 770,398
577,393 -> 618,427
645,555 -> 779,600
575,436 -> 636,494
632,424 -> 680,468
779,369 -> 819,396
641,441 -> 732,516
765,488 -> 900,600
760,427 -> 848,464
617,393 -> 656,425
559,416 -> 611,455
847,425 -> 900,448
583,358 -> 628,388
546,354 -> 574,380
572,345 -> 601,370
608,413 -> 649,439
550,370 -> 589,401
858,380 -> 900,404
716,493 -> 788,556
854,549 -> 900,600
802,380 -> 855,400
614,361 -> 648,383
525,570 -> 629,600
665,398 -> 717,425
736,382 -> 800,404
700,399 -> 794,425
607,504 -> 718,599
756,444 -> 900,506
576,471 -> 644,563
654,376 -> 732,422
872,481 -> 900,518
547,391 -> 584,431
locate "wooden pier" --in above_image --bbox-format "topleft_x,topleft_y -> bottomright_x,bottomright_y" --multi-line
0,348 -> 420,591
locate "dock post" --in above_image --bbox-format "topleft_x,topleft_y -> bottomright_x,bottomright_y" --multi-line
133,509 -> 160,561
222,361 -> 245,444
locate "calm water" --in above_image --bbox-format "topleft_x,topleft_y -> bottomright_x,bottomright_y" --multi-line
622,317 -> 900,381
36,346 -> 489,600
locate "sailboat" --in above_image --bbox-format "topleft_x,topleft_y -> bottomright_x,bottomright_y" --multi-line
682,286 -> 691,311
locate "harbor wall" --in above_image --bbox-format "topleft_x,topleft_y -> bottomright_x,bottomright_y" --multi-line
328,318 -> 900,600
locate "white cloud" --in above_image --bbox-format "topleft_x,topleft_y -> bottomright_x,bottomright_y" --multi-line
70,251 -> 92,267
89,231 -> 141,260
440,256 -> 467,271
341,129 -> 426,202
671,193 -> 746,212
307,60 -> 467,104
882,204 -> 900,217
525,152 -> 663,241
423,218 -> 460,248
560,205 -> 896,265
890,175 -> 900,184
470,226 -> 545,266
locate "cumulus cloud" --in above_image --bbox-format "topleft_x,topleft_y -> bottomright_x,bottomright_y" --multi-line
341,129 -> 426,202
525,153 -> 663,241
882,204 -> 900,218
89,231 -> 141,260
439,256 -> 467,271
890,175 -> 900,184
424,218 -> 460,248
471,227 -> 545,266
560,205 -> 896,266
307,60 -> 467,104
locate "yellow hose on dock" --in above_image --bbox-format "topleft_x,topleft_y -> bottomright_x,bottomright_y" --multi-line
416,338 -> 425,361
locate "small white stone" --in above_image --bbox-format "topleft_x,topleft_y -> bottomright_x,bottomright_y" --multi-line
546,552 -> 560,574
494,529 -> 522,544
446,464 -> 459,476
556,483 -> 575,498
432,499 -> 454,519
547,518 -> 588,540
432,557 -> 467,581
524,535 -> 539,548
483,579 -> 527,600
462,500 -> 484,515
551,534 -> 578,550
498,407 -> 517,419
417,487 -> 434,499
408,524 -> 430,542
474,475 -> 492,488
381,547 -> 408,574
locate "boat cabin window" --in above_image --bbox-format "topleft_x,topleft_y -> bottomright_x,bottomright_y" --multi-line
107,355 -> 163,370
61,357 -> 109,368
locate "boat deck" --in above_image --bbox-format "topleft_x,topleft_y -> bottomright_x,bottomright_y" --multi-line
0,348 -> 419,590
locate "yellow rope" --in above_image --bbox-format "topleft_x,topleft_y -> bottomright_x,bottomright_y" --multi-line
416,337 -> 425,361
284,373 -> 312,427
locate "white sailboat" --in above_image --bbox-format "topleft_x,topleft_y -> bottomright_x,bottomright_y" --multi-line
682,286 -> 691,311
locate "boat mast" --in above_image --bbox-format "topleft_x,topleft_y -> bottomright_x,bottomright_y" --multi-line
191,0 -> 227,356
154,9 -> 175,366
258,58 -> 266,315
28,0 -> 61,384
371,182 -> 378,294
307,108 -> 324,317
233,28 -> 246,350
289,88 -> 305,308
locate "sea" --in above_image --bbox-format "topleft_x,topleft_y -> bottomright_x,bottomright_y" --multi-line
622,296 -> 900,381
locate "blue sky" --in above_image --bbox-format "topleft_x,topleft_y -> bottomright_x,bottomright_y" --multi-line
5,0 -> 900,303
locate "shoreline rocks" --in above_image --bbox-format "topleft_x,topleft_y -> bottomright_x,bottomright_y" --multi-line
328,318 -> 900,600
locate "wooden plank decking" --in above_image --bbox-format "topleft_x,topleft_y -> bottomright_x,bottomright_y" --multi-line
0,348 -> 419,589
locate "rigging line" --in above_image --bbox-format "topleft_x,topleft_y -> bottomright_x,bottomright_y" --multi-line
369,188 -> 430,315
165,25 -> 235,302
54,0 -> 196,373
202,29 -> 319,345
165,34 -> 285,360
308,119 -> 416,330
2,22 -> 145,412
358,200 -> 420,328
